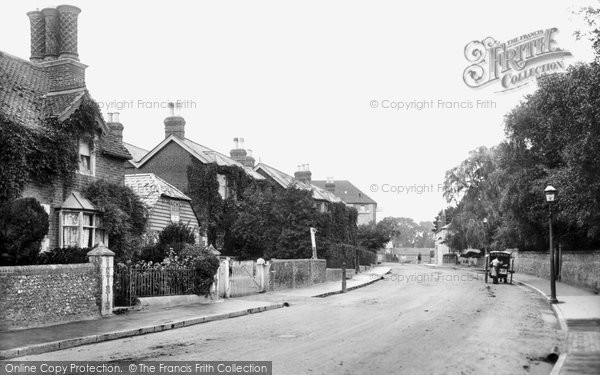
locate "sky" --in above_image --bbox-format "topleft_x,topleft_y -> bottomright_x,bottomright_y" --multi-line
1,0 -> 597,222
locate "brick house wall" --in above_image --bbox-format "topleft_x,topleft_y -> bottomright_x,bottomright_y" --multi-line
20,152 -> 126,249
136,141 -> 193,194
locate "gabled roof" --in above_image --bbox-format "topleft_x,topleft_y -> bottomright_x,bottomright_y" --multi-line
125,173 -> 191,208
312,180 -> 377,205
123,142 -> 149,163
129,135 -> 264,180
0,50 -> 131,160
254,163 -> 342,203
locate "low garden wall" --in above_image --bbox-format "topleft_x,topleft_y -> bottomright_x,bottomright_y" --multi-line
268,259 -> 326,291
512,249 -> 600,291
0,264 -> 101,330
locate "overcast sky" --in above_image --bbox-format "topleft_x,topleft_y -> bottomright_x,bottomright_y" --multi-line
2,0 -> 596,222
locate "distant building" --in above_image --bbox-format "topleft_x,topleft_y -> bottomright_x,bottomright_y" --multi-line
254,163 -> 341,212
312,179 -> 377,225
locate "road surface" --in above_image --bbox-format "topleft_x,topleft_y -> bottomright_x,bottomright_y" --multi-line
20,264 -> 564,374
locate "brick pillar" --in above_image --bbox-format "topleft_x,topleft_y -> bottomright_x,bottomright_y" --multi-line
41,8 -> 59,60
256,258 -> 266,292
87,243 -> 115,316
27,10 -> 45,62
218,257 -> 231,298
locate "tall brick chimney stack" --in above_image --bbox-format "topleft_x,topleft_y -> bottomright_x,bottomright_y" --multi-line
164,102 -> 186,139
325,177 -> 336,192
294,164 -> 312,184
57,5 -> 81,60
107,112 -> 124,142
29,5 -> 86,93
41,8 -> 60,60
27,10 -> 45,62
230,137 -> 247,164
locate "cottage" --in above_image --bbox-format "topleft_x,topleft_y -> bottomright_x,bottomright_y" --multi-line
123,104 -> 263,198
124,173 -> 202,244
312,179 -> 377,224
0,5 -> 131,249
253,162 -> 342,212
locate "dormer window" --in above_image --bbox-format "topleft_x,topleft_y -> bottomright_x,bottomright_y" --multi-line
78,138 -> 95,175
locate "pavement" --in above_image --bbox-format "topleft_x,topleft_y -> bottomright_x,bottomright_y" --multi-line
425,263 -> 600,375
0,266 -> 391,360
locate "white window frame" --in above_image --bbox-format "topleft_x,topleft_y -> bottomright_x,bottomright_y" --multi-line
217,174 -> 228,199
170,200 -> 181,223
59,210 -> 106,248
78,137 -> 96,176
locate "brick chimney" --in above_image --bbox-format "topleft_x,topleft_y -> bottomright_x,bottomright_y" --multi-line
294,164 -> 312,184
164,102 -> 186,139
29,5 -> 86,93
325,177 -> 335,192
244,149 -> 256,168
107,112 -> 124,142
27,10 -> 45,62
230,137 -> 247,164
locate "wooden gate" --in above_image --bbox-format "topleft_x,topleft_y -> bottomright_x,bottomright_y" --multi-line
230,260 -> 261,297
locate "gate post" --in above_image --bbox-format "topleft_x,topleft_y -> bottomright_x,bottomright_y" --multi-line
221,257 -> 231,298
88,243 -> 115,316
256,258 -> 266,292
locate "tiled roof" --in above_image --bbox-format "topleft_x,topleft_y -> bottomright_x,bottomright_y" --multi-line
123,142 -> 149,162
254,163 -> 342,204
98,132 -> 132,160
0,50 -> 131,160
0,51 -> 49,130
312,180 -> 377,205
131,135 -> 264,180
125,173 -> 191,208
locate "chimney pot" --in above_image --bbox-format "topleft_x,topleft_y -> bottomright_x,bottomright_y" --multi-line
113,112 -> 120,123
107,112 -> 113,122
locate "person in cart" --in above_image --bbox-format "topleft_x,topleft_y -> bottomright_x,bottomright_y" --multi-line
490,257 -> 502,284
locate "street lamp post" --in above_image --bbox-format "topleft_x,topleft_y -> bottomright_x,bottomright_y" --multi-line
544,185 -> 558,304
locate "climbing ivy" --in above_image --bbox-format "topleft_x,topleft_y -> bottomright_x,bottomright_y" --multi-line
0,95 -> 100,202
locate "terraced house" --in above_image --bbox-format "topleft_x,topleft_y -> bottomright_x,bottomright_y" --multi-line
0,5 -> 131,249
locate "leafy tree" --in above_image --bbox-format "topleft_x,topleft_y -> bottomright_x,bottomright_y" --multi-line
357,223 -> 389,251
0,198 -> 49,265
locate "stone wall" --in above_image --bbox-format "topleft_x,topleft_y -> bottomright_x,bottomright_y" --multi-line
0,263 -> 101,330
513,249 -> 600,291
269,259 -> 326,291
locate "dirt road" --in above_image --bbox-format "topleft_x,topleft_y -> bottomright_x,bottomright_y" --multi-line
20,265 -> 564,374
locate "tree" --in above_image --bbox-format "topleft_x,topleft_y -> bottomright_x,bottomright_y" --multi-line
357,223 -> 389,251
0,198 -> 49,265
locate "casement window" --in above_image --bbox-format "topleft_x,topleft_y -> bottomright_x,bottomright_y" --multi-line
40,204 -> 51,252
217,174 -> 228,199
59,211 -> 107,248
170,201 -> 181,222
78,139 -> 95,175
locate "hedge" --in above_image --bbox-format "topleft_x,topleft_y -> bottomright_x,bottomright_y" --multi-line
323,243 -> 377,268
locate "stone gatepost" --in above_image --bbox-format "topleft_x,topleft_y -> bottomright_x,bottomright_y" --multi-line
256,258 -> 266,292
87,243 -> 115,316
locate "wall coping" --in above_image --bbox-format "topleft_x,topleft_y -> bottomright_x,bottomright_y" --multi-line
0,263 -> 94,275
270,259 -> 326,263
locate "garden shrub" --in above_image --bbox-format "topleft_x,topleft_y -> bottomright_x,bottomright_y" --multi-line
37,247 -> 90,264
0,198 -> 49,266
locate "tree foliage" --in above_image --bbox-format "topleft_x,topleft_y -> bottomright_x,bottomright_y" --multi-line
83,180 -> 148,260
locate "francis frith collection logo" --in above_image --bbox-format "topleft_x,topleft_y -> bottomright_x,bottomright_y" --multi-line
463,28 -> 572,92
